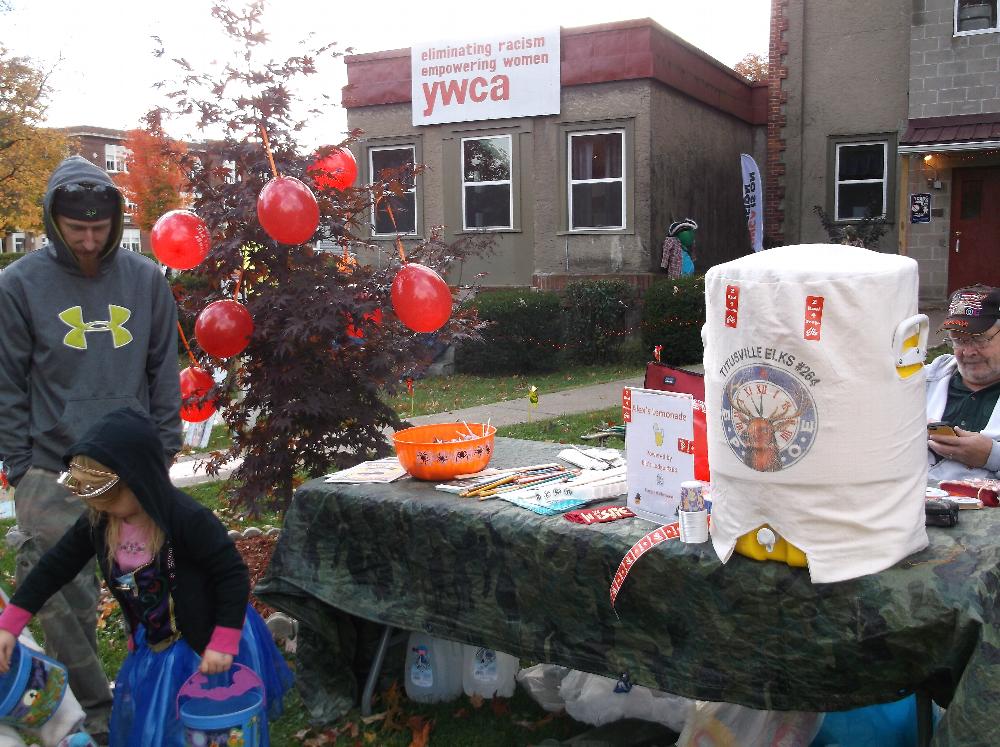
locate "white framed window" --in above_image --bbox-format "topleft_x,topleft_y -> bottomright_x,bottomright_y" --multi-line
11,233 -> 25,253
955,0 -> 998,34
568,130 -> 625,230
222,159 -> 238,184
120,229 -> 141,252
105,144 -> 128,173
461,135 -> 512,230
834,141 -> 888,220
369,146 -> 417,236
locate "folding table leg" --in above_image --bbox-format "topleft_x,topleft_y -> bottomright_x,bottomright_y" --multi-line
361,624 -> 394,717
916,690 -> 933,747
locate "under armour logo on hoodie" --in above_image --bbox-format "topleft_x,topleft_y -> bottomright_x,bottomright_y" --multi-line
58,305 -> 133,349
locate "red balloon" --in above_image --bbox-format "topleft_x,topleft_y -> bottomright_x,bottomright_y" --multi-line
179,366 -> 216,423
150,210 -> 210,270
391,263 -> 452,333
195,300 -> 254,358
693,399 -> 710,483
257,176 -> 320,245
346,306 -> 383,340
309,149 -> 357,191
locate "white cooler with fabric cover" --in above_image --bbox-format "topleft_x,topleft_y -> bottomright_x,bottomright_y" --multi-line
703,244 -> 928,583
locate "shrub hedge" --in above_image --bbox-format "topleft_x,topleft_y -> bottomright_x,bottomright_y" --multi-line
456,289 -> 562,374
562,279 -> 636,363
641,276 -> 706,365
0,252 -> 25,269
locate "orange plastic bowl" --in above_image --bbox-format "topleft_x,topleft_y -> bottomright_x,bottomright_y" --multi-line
392,422 -> 497,481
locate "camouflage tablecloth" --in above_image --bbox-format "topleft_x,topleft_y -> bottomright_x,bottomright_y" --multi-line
256,438 -> 1000,745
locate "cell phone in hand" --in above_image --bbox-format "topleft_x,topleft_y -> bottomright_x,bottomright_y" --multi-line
927,422 -> 957,437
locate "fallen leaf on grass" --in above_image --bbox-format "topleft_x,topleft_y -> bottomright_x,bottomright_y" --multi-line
407,716 -> 433,747
360,712 -> 386,726
512,712 -> 559,731
381,681 -> 407,732
468,693 -> 485,710
490,697 -> 511,717
451,707 -> 469,719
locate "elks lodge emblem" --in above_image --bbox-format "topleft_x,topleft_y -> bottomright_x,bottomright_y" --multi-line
58,305 -> 133,349
721,364 -> 817,471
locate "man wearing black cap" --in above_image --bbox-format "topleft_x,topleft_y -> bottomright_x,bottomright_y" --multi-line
0,155 -> 181,739
926,285 -> 1000,481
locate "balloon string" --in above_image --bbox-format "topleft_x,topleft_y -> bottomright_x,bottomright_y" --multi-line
177,321 -> 199,367
384,201 -> 407,263
259,124 -> 279,179
233,267 -> 244,301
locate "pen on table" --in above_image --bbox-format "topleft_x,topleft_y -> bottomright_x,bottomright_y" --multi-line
463,474 -> 520,497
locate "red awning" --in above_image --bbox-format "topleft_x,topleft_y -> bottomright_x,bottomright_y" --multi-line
901,112 -> 1000,147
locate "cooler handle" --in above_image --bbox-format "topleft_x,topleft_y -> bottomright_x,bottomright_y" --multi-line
892,314 -> 929,372
175,662 -> 264,718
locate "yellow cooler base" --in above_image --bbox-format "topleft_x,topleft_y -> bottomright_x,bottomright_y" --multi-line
734,525 -> 808,568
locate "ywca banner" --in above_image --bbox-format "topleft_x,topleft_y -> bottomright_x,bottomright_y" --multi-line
740,154 -> 764,252
411,31 -> 560,126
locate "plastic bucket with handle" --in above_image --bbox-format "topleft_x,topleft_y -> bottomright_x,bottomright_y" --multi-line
0,640 -> 68,730
177,663 -> 264,747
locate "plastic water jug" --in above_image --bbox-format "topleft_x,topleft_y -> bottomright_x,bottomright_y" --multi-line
461,645 -> 518,699
403,632 -> 463,703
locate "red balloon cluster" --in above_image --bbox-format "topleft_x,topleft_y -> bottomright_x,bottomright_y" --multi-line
391,264 -> 452,333
150,210 -> 211,270
195,300 -> 254,358
257,176 -> 319,245
179,366 -> 216,423
308,149 -> 357,191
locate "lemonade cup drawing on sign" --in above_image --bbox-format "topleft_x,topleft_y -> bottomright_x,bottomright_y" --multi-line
653,424 -> 664,447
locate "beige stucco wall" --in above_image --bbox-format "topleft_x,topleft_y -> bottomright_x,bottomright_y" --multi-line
649,84 -> 763,268
782,0 -> 911,249
348,78 -> 763,286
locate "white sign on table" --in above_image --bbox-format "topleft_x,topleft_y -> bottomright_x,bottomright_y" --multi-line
624,387 -> 695,524
411,30 -> 560,126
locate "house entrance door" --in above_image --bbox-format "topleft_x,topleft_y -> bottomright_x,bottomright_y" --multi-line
949,166 -> 1000,292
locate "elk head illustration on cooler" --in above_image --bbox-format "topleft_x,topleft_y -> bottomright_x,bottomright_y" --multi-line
725,378 -> 801,472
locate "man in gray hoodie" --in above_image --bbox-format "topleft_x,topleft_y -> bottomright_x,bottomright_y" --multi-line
0,155 -> 181,738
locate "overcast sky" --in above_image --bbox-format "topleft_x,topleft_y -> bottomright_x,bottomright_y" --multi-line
5,0 -> 770,148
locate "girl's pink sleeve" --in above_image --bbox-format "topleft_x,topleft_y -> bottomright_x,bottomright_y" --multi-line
206,626 -> 242,656
0,605 -> 32,637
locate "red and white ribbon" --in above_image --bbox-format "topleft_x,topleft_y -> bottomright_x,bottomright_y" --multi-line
610,517 -> 710,609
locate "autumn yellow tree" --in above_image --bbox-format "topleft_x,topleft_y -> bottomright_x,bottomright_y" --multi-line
734,52 -> 769,83
114,116 -> 191,231
0,47 -> 70,234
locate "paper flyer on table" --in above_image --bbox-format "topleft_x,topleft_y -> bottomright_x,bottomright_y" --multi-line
324,457 -> 409,483
624,387 -> 695,524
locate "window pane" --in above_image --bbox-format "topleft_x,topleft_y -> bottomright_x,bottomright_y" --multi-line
374,193 -> 416,234
571,133 -> 623,180
838,144 -> 884,181
465,185 -> 511,228
463,138 -> 511,182
957,0 -> 997,31
371,148 -> 415,189
572,182 -> 623,228
837,183 -> 884,220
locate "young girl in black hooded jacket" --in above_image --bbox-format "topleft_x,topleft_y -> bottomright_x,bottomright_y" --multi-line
0,408 -> 293,746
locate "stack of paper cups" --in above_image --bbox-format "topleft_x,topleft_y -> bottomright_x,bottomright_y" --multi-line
679,481 -> 709,543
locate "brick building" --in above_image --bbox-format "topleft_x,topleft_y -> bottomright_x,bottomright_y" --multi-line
771,0 -> 1000,301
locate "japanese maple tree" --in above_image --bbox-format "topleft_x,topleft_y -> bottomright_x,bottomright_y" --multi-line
154,1 -> 484,512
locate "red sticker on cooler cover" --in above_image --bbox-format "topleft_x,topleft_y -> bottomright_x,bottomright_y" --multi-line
725,285 -> 740,328
804,295 -> 824,341
623,388 -> 632,423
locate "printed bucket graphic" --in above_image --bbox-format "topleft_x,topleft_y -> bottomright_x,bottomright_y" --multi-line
178,664 -> 264,747
0,641 -> 68,729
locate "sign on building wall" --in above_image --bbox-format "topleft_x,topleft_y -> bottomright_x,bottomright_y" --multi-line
910,193 -> 931,224
411,30 -> 560,126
